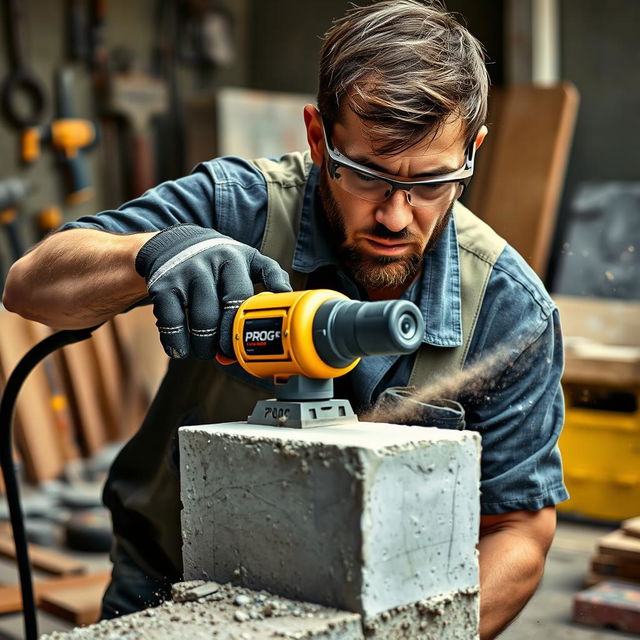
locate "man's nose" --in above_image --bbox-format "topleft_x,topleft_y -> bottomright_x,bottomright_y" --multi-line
374,190 -> 413,232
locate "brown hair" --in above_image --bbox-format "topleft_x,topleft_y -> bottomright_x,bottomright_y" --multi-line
317,0 -> 489,154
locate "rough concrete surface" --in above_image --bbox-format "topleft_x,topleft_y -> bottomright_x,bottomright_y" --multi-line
180,421 -> 481,620
41,581 -> 364,640
362,587 -> 479,639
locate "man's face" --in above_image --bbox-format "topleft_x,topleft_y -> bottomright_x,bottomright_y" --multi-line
312,107 -> 478,294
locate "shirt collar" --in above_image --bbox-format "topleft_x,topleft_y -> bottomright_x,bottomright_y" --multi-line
292,164 -> 463,347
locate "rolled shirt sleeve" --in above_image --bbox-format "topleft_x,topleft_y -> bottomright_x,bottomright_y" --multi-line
463,247 -> 568,514
59,157 -> 269,249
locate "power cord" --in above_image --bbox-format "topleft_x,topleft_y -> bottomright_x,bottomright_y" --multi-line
0,325 -> 101,640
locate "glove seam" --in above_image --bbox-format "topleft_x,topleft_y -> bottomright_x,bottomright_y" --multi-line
147,238 -> 244,288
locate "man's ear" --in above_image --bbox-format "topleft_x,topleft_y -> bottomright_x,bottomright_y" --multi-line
304,104 -> 324,167
474,125 -> 488,151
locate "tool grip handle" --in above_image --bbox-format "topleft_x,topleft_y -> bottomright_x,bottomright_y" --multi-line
63,152 -> 93,205
131,133 -> 155,197
4,220 -> 24,259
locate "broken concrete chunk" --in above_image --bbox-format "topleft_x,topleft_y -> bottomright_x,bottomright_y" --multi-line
171,580 -> 220,602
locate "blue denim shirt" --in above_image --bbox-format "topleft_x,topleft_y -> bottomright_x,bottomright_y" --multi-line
62,155 -> 569,515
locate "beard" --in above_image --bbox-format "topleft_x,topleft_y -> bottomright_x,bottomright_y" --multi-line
318,168 -> 455,291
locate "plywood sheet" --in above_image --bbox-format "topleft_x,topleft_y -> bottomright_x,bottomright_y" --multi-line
467,83 -> 579,278
0,571 -> 110,616
38,572 -> 111,625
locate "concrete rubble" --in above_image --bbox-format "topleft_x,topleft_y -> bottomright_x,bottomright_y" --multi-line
41,579 -> 479,639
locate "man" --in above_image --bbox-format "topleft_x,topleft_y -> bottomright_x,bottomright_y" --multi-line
3,1 -> 567,638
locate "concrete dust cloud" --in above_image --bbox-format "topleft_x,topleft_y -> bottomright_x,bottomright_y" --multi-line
363,343 -> 521,425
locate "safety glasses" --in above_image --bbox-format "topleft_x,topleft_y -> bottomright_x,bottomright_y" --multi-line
321,117 -> 476,207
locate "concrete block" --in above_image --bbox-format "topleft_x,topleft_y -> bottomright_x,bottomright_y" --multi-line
180,421 -> 480,620
42,580 -> 364,640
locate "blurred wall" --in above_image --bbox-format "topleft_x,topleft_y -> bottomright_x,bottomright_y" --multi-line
247,0 -> 504,95
548,0 -> 640,290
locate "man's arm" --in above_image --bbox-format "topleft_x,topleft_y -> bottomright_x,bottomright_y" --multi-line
2,228 -> 156,329
478,507 -> 556,640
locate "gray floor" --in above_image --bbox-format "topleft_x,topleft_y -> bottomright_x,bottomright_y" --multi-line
0,518 -> 635,639
501,518 -> 637,640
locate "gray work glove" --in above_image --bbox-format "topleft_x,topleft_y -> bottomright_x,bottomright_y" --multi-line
135,224 -> 291,359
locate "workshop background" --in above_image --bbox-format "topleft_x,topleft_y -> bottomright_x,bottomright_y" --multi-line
0,0 -> 639,638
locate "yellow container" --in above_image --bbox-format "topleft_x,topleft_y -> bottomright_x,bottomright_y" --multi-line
558,385 -> 640,522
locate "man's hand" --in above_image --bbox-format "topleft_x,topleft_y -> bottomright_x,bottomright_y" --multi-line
478,507 -> 556,639
135,224 -> 292,359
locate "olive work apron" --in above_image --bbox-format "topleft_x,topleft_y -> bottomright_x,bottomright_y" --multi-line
102,150 -> 507,584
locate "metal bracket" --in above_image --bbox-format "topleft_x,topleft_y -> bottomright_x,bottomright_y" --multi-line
247,398 -> 357,429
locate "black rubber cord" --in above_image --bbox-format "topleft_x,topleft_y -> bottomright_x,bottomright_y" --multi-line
0,325 -> 101,640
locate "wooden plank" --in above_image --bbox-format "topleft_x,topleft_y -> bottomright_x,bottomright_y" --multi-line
38,572 -> 111,626
27,322 -> 81,463
598,529 -> 640,562
623,517 -> 640,539
0,571 -> 110,616
554,295 -> 640,347
585,571 -> 640,588
112,307 -> 168,438
0,537 -> 86,576
56,339 -> 109,456
0,311 -> 65,483
112,306 -> 168,402
555,295 -> 640,386
89,323 -> 122,440
592,552 -> 640,581
573,581 -> 640,633
467,83 -> 579,278
562,350 -> 640,387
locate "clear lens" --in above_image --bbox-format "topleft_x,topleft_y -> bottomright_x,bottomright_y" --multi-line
334,165 -> 462,207
335,166 -> 391,201
408,182 -> 461,206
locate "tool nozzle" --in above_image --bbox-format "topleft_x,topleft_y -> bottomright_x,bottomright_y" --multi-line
312,298 -> 424,368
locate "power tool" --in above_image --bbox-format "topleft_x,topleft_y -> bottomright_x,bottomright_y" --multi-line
226,289 -> 425,428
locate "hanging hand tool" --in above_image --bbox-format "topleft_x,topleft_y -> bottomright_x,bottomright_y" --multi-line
223,289 -> 425,428
108,68 -> 168,197
22,68 -> 97,205
36,205 -> 63,239
0,177 -> 29,265
0,0 -> 48,128
66,0 -> 89,64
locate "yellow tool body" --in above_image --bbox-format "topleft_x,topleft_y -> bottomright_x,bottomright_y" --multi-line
228,287 -> 424,427
233,289 -> 359,381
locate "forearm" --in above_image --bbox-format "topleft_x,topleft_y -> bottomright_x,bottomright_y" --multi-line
2,228 -> 156,329
478,510 -> 555,639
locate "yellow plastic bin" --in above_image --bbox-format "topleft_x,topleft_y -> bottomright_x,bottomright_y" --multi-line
559,390 -> 640,521
554,295 -> 640,522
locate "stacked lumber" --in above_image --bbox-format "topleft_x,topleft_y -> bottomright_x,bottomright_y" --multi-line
0,306 -> 167,625
0,306 -> 167,483
588,517 -> 640,586
573,517 -> 640,633
0,528 -> 110,625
